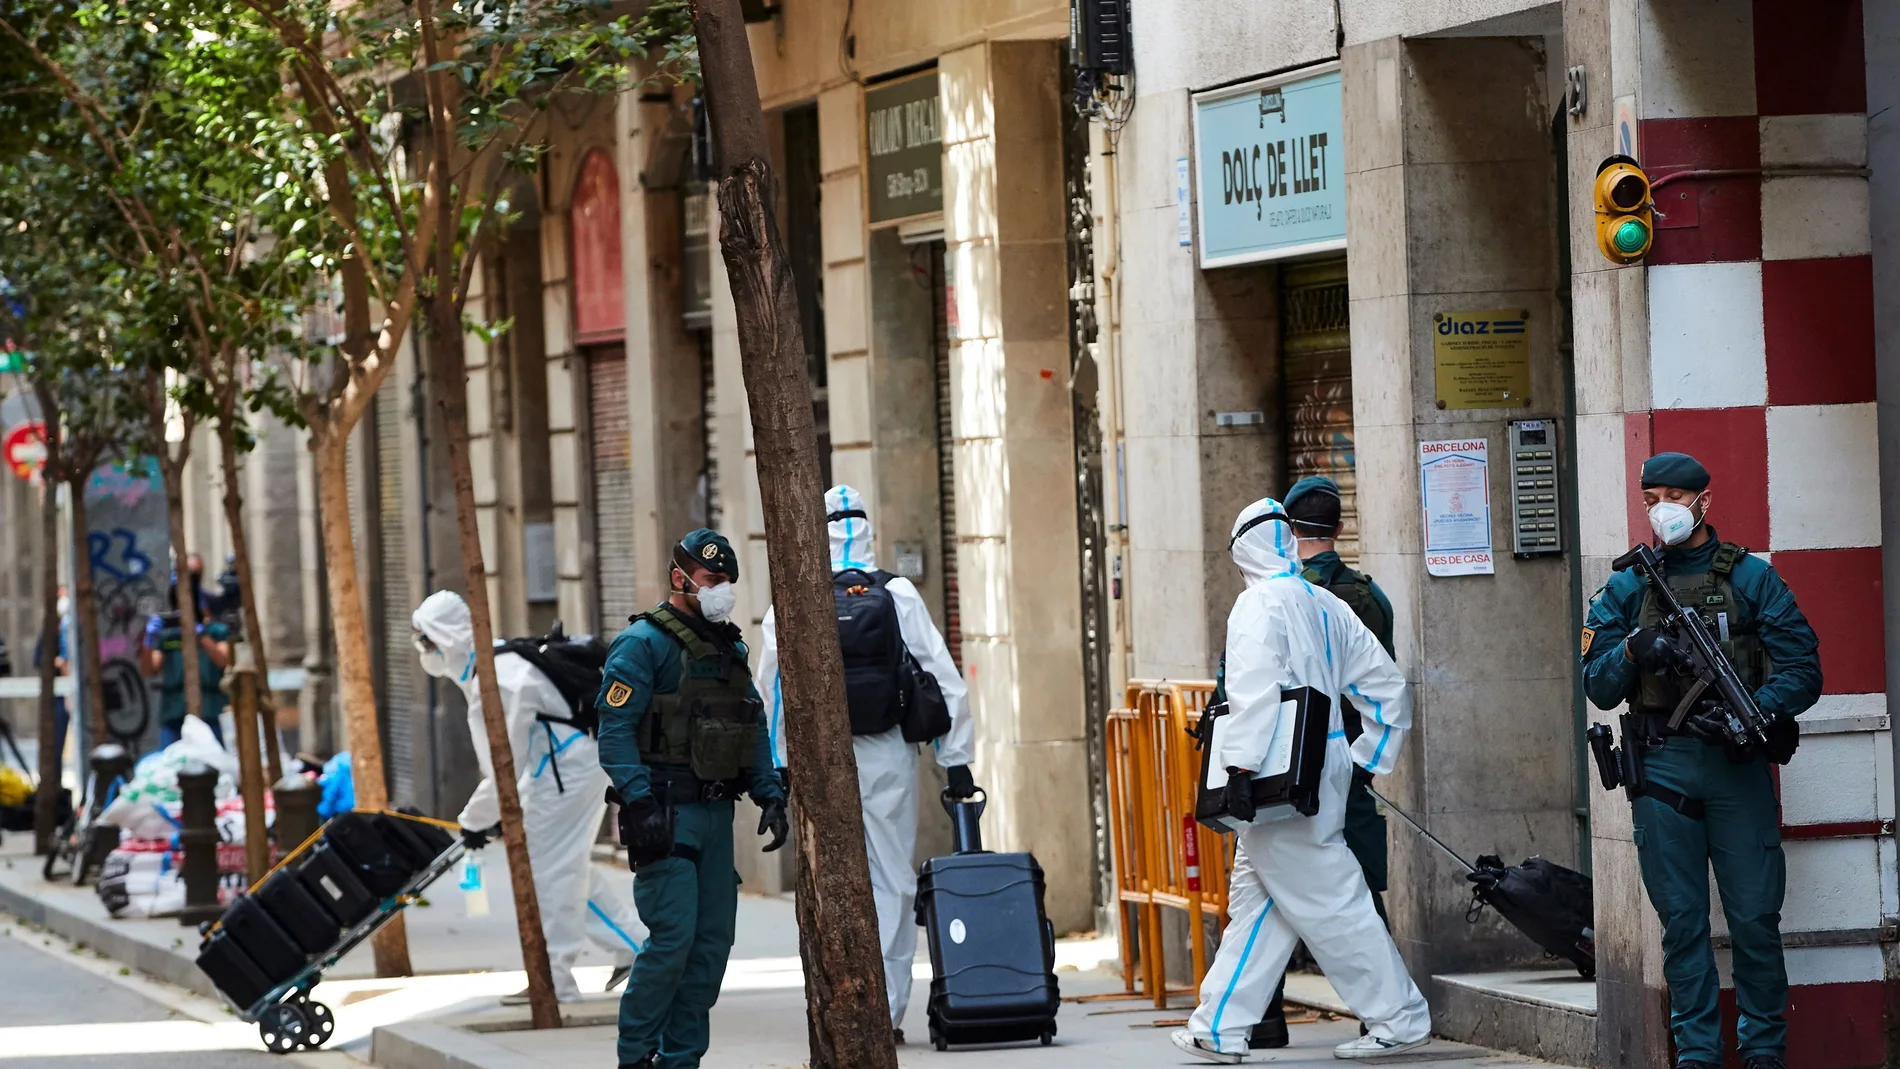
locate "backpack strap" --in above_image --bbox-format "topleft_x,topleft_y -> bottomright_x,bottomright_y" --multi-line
1300,565 -> 1324,585
1710,542 -> 1749,576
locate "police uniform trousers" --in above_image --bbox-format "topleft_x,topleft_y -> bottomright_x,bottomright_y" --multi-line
1634,735 -> 1787,1063
617,798 -> 738,1069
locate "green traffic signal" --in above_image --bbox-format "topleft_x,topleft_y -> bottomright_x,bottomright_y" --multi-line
1613,219 -> 1650,255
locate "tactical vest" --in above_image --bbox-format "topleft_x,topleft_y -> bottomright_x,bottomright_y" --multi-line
1302,565 -> 1389,640
1632,542 -> 1769,714
636,604 -> 762,783
1302,564 -> 1391,745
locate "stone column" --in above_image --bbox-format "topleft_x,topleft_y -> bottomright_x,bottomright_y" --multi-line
1341,34 -> 1579,991
940,39 -> 1093,932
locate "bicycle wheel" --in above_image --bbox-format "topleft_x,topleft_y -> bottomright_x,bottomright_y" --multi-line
40,816 -> 77,881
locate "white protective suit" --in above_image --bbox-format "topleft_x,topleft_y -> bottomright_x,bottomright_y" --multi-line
755,485 -> 975,1028
412,591 -> 649,1002
1185,499 -> 1430,1055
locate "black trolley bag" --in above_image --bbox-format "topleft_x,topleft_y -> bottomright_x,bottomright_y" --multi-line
915,788 -> 1060,1051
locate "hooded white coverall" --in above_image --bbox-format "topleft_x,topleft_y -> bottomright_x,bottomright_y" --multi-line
755,485 -> 976,1028
413,591 -> 649,1003
1186,499 -> 1430,1054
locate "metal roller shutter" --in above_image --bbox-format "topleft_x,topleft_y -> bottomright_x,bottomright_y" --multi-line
1280,257 -> 1358,564
372,388 -> 417,807
931,244 -> 961,665
588,346 -> 638,631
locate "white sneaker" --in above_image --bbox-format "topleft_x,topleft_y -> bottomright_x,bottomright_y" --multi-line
1333,1034 -> 1430,1059
1170,1029 -> 1248,1064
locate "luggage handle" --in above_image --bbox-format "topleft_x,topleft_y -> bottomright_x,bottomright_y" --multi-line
941,787 -> 986,854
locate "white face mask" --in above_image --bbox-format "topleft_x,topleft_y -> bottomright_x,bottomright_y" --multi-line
1648,494 -> 1705,546
693,581 -> 737,623
56,597 -> 70,617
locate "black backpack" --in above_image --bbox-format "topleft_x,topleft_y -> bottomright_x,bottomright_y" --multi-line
498,631 -> 610,735
1466,855 -> 1596,978
835,569 -> 907,736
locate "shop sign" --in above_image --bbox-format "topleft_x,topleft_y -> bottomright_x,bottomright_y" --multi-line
1420,439 -> 1494,577
1432,309 -> 1532,409
866,71 -> 942,225
1192,65 -> 1345,267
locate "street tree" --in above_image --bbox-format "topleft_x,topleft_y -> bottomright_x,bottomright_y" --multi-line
683,1 -> 897,1064
240,0 -> 667,1005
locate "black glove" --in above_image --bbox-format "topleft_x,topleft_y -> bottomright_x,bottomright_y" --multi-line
756,796 -> 789,853
776,766 -> 790,796
618,795 -> 675,868
460,824 -> 496,851
1223,768 -> 1257,824
944,764 -> 977,800
1682,700 -> 1750,752
1626,627 -> 1683,673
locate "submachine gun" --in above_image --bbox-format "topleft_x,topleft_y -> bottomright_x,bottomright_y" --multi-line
1586,543 -> 1776,814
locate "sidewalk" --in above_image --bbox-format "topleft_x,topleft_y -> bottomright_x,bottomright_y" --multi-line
0,834 -> 1561,1067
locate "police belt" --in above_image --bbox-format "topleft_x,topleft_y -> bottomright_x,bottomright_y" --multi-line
1625,713 -> 1708,820
648,766 -> 748,804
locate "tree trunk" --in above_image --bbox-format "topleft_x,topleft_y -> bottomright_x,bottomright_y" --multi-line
692,2 -> 896,1066
311,427 -> 413,976
219,413 -> 282,783
160,454 -> 204,727
414,0 -> 560,1024
68,471 -> 107,742
33,477 -> 62,855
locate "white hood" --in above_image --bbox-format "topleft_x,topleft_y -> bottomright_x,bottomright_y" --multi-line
826,484 -> 875,572
1229,497 -> 1302,586
413,589 -> 477,693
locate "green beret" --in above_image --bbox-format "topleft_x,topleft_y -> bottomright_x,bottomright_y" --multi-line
673,528 -> 739,580
1283,475 -> 1342,514
1639,452 -> 1710,492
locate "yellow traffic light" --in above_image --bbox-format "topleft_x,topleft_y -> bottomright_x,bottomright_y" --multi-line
1593,155 -> 1653,265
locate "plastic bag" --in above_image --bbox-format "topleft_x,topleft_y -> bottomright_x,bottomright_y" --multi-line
317,752 -> 354,819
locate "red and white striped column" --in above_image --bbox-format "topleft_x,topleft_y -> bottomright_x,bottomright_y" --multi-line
1628,3 -> 1888,1065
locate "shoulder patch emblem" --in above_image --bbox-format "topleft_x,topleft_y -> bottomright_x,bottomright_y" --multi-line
605,680 -> 633,707
1579,627 -> 1596,657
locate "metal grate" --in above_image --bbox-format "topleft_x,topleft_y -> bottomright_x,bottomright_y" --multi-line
372,387 -> 416,807
587,346 -> 639,631
1280,257 -> 1358,564
930,243 -> 961,667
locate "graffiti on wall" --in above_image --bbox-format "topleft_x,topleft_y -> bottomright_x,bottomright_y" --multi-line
84,459 -> 168,745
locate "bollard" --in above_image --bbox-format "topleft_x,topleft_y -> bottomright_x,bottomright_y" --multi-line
273,774 -> 321,855
176,762 -> 223,925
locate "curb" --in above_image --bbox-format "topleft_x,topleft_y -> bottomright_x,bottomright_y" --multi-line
369,1008 -> 619,1069
0,871 -> 221,1001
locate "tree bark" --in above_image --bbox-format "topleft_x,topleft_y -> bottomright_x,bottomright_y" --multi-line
67,472 -> 107,742
311,427 -> 413,976
33,477 -> 62,855
692,2 -> 896,1066
218,413 -> 283,783
159,454 -> 204,726
415,0 -> 560,1026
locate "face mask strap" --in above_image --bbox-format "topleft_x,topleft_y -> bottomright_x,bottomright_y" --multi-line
827,509 -> 867,523
1229,511 -> 1293,549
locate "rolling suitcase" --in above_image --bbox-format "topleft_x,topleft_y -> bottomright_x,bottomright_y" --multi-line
1467,855 -> 1596,978
915,789 -> 1060,1051
296,841 -> 379,926
254,867 -> 343,956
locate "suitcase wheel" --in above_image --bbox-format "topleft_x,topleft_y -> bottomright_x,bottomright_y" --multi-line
930,1024 -> 948,1052
1040,1029 -> 1054,1046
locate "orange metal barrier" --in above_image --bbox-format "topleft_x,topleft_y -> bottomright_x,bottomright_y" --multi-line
1104,679 -> 1234,1006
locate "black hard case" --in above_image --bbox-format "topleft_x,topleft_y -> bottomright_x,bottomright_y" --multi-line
219,893 -> 309,982
915,794 -> 1059,1049
254,867 -> 342,956
1194,686 -> 1332,832
321,811 -> 422,897
196,927 -> 277,1009
295,842 -> 379,926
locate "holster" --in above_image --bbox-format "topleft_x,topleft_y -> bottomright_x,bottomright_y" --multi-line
1619,713 -> 1705,820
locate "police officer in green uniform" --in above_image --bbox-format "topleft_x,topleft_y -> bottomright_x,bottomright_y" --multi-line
595,529 -> 789,1069
1580,453 -> 1821,1069
1226,475 -> 1396,1049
